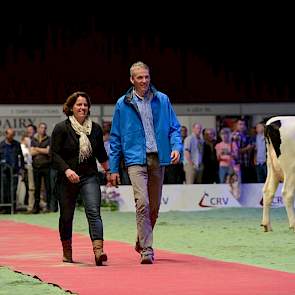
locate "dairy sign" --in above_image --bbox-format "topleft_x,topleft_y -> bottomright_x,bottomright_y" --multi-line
0,105 -> 102,141
0,105 -> 63,140
0,117 -> 37,138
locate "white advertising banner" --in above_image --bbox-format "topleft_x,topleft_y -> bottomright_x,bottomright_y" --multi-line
239,183 -> 284,208
102,183 -> 285,212
102,183 -> 284,212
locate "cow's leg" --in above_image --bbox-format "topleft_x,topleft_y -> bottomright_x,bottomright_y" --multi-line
282,176 -> 295,231
261,161 -> 279,232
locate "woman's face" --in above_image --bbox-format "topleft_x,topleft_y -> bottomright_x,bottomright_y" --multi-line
221,132 -> 230,142
72,96 -> 89,123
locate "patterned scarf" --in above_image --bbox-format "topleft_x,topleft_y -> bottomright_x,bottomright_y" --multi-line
69,115 -> 93,162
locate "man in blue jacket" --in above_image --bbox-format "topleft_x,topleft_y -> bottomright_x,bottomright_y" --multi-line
110,61 -> 182,264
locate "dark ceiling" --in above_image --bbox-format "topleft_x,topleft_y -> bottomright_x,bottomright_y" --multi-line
0,16 -> 293,104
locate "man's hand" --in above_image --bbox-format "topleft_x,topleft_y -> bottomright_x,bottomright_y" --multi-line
170,150 -> 180,164
105,172 -> 112,187
110,173 -> 121,187
65,169 -> 80,183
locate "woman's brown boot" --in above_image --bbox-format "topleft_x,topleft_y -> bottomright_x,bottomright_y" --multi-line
62,240 -> 73,263
92,240 -> 107,266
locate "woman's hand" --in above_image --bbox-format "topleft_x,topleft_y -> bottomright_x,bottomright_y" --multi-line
65,169 -> 80,183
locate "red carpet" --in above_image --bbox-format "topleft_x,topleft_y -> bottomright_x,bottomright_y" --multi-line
0,220 -> 295,295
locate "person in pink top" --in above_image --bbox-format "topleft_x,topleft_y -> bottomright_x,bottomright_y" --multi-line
215,128 -> 239,183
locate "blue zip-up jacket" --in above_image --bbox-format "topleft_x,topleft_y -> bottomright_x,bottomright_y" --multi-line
109,85 -> 182,173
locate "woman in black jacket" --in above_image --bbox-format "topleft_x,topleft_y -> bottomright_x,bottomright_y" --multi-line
51,91 -> 110,266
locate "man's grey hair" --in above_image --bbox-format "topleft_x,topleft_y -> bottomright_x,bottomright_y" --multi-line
130,61 -> 149,77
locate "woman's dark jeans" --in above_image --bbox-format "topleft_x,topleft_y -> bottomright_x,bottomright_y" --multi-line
58,174 -> 103,241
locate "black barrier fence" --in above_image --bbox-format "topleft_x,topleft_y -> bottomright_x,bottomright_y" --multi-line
0,162 -> 16,214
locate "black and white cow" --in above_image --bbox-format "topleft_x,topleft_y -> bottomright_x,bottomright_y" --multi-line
261,116 -> 295,232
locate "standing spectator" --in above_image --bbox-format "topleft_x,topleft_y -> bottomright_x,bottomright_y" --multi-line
254,122 -> 267,183
215,128 -> 239,183
31,122 -> 51,213
18,134 -> 31,209
232,119 -> 256,183
164,125 -> 188,184
181,125 -> 188,143
184,123 -> 204,184
103,130 -> 110,156
26,124 -> 37,143
24,124 -> 37,213
0,128 -> 24,213
202,128 -> 219,184
109,61 -> 182,264
102,120 -> 112,134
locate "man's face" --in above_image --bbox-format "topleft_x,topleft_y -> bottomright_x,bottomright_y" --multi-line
205,129 -> 215,141
5,129 -> 15,142
192,124 -> 202,136
26,126 -> 35,138
130,67 -> 150,95
256,123 -> 264,134
237,120 -> 246,132
38,124 -> 47,137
